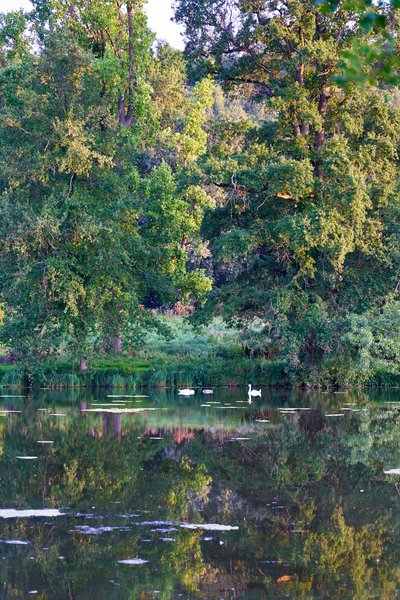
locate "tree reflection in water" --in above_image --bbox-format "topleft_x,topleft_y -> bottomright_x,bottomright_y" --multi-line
0,389 -> 399,598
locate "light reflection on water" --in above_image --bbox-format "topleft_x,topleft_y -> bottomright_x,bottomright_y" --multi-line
0,387 -> 400,598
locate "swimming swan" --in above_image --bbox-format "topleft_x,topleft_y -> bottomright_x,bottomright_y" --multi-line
248,384 -> 262,397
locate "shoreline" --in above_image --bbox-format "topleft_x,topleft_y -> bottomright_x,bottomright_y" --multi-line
0,357 -> 399,390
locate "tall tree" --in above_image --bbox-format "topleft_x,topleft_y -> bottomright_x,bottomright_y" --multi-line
175,0 -> 400,384
31,0 -> 155,129
0,4 -> 213,371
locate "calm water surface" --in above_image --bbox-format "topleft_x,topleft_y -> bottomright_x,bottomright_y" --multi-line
1,386 -> 400,598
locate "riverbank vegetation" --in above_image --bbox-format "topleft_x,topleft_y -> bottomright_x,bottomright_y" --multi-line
1,0 -> 400,388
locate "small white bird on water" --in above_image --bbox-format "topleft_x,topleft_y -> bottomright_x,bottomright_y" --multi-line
178,388 -> 195,396
248,384 -> 262,398
202,389 -> 214,394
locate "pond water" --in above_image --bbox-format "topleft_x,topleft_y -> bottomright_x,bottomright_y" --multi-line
1,386 -> 400,598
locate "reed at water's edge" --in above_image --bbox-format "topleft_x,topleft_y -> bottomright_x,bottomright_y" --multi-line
0,355 -> 399,390
0,356 -> 288,389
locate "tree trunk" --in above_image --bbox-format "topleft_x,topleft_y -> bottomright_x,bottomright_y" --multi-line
314,76 -> 331,179
301,122 -> 309,137
118,93 -> 131,128
295,64 -> 309,138
117,2 -> 135,129
112,327 -> 122,353
103,326 -> 122,353
79,357 -> 89,372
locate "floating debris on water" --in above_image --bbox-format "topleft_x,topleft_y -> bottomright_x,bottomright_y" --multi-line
134,519 -> 239,532
279,407 -> 311,411
16,456 -> 38,460
0,539 -> 30,545
0,509 -> 64,519
94,403 -> 126,406
118,558 -> 149,565
290,529 -> 306,533
74,526 -> 130,535
37,441 -> 54,444
81,408 -> 158,414
107,395 -> 149,398
137,521 -> 174,527
325,414 -> 345,417
215,406 -> 246,410
383,468 -> 400,475
181,523 -> 239,531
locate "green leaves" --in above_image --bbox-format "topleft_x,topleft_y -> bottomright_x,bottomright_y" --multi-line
165,77 -> 215,166
0,10 -> 29,58
315,0 -> 400,84
0,4 -> 215,365
176,0 -> 400,385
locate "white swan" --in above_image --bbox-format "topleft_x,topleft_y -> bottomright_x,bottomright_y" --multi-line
202,389 -> 214,394
178,388 -> 195,396
248,384 -> 262,397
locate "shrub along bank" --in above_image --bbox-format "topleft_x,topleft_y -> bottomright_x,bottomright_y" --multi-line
1,318 -> 399,389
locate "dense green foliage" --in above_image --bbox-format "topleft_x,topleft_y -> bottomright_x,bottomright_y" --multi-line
0,318 -> 290,389
175,0 -> 400,385
317,0 -> 400,84
0,0 -> 399,386
0,2 -> 212,372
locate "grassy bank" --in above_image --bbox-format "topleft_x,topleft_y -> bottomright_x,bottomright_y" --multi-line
0,356 -> 289,389
1,356 -> 400,390
1,317 -> 399,389
0,318 -> 288,389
